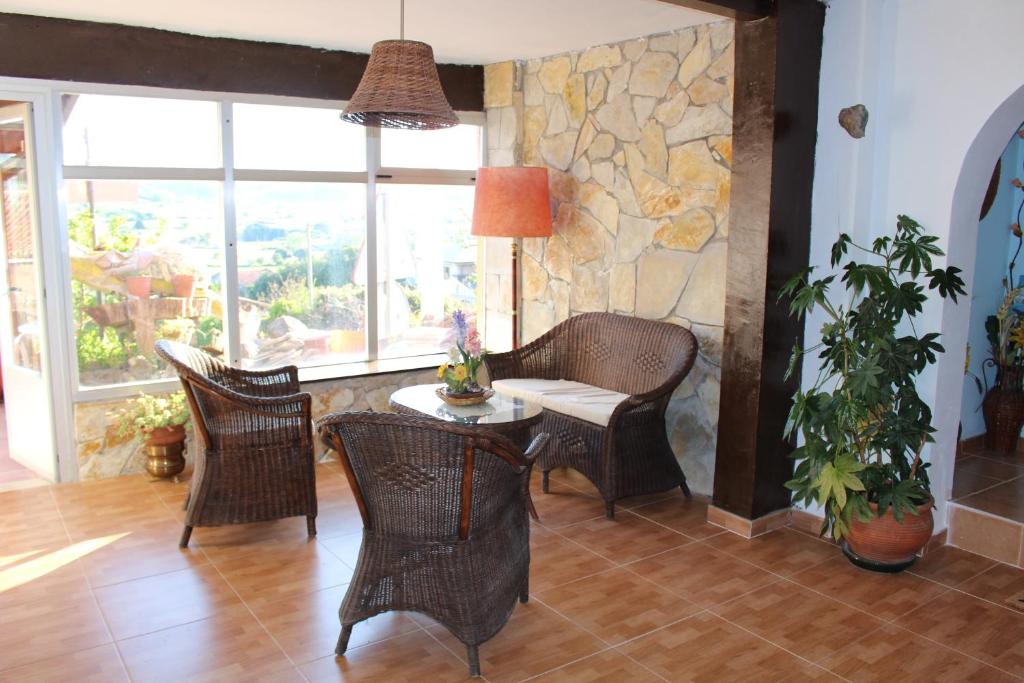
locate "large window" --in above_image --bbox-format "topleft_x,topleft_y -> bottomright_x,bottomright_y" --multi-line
62,93 -> 482,391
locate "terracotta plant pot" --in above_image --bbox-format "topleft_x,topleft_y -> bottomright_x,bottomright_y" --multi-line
125,275 -> 152,298
171,274 -> 195,298
843,499 -> 934,572
144,424 -> 186,479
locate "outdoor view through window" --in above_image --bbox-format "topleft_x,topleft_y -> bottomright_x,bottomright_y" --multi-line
62,94 -> 481,388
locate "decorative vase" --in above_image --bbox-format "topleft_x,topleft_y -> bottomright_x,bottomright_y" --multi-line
125,275 -> 152,298
171,274 -> 195,298
842,499 -> 934,572
983,364 -> 1024,454
144,424 -> 186,479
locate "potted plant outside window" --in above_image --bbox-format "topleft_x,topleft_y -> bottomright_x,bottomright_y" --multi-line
113,391 -> 191,479
781,215 -> 966,571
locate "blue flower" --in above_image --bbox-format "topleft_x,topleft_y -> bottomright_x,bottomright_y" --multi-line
452,310 -> 468,346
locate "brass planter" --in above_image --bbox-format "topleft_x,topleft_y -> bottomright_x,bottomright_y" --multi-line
144,425 -> 186,479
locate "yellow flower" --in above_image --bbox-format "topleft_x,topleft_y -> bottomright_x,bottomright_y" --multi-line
1010,324 -> 1024,350
452,364 -> 468,382
437,363 -> 447,380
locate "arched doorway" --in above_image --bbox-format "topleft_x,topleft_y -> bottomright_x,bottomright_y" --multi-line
935,83 -> 1024,562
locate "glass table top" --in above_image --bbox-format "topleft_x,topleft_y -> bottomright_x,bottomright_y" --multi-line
389,383 -> 543,426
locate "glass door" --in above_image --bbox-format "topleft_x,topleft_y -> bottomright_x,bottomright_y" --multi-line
0,103 -> 57,480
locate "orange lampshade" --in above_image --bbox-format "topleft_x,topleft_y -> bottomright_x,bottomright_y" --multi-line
471,167 -> 552,238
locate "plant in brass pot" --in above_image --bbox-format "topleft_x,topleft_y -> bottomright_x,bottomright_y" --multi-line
113,391 -> 191,479
781,215 -> 965,571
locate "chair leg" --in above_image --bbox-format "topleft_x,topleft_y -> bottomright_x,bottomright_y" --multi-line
519,577 -> 529,604
307,515 -> 317,538
680,481 -> 692,499
179,525 -> 193,548
605,501 -> 615,519
467,644 -> 481,677
542,470 -> 550,494
336,624 -> 353,656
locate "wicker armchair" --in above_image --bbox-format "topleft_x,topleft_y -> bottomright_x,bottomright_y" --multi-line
155,340 -> 317,548
485,313 -> 698,519
317,411 -> 548,677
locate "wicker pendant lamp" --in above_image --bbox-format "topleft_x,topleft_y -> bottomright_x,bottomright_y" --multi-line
341,0 -> 459,130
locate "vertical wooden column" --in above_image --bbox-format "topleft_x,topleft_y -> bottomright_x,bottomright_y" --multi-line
711,0 -> 826,525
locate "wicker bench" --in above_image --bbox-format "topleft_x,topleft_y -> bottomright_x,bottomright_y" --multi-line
485,313 -> 698,519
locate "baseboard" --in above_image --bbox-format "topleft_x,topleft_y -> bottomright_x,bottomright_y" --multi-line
706,504 -> 791,538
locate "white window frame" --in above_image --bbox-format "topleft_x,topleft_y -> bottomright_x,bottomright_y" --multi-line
0,78 -> 485,402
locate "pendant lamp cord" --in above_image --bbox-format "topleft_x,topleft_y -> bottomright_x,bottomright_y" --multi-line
400,0 -> 405,39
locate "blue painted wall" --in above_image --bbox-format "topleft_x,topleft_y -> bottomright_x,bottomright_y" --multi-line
960,130 -> 1024,438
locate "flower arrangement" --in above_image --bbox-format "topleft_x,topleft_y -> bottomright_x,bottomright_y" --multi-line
437,310 -> 487,395
113,391 -> 191,441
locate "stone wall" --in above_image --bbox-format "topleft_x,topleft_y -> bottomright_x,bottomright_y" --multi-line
74,368 -> 436,479
483,22 -> 733,494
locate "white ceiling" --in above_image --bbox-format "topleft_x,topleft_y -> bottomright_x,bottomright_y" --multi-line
0,0 -> 720,64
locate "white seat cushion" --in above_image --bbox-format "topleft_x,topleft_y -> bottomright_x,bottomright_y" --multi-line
491,378 -> 629,427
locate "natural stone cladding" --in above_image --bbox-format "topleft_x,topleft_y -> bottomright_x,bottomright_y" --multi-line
74,368 -> 435,480
484,22 -> 733,495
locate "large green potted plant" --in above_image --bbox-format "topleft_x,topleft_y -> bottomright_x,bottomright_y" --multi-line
781,215 -> 965,571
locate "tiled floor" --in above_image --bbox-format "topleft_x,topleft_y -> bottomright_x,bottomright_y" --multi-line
954,441 -> 1024,522
3,463 -> 1024,682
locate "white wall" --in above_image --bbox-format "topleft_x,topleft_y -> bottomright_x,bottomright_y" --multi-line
809,0 -> 1024,530
960,135 -> 1023,438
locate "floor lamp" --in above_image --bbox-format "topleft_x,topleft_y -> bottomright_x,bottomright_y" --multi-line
471,167 -> 552,349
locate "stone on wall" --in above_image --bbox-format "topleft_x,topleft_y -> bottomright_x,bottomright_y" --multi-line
635,249 -> 699,319
484,61 -> 516,108
629,51 -> 679,98
482,21 -> 733,496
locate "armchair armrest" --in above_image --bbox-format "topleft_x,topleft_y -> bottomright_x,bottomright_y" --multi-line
523,432 -> 550,465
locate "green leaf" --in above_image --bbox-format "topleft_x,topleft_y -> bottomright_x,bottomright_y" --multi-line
831,233 -> 851,267
926,266 -> 967,302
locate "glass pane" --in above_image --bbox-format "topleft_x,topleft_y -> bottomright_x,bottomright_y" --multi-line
234,104 -> 366,172
380,124 -> 482,170
235,182 -> 367,369
62,94 -> 221,168
0,115 -> 42,372
65,180 -> 224,387
375,184 -> 477,359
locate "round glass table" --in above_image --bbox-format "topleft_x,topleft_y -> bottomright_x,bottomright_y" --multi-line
389,383 -> 542,444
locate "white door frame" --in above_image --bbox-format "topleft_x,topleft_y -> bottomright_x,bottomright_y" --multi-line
0,85 -> 76,482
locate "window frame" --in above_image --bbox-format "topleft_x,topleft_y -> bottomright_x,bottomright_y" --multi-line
53,84 -> 485,401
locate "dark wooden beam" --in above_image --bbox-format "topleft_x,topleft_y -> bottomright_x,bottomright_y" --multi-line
656,0 -> 772,21
0,13 -> 483,111
712,0 -> 825,520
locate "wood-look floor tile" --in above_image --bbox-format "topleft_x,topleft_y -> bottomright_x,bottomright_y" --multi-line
956,456 -> 1024,482
618,611 -> 828,681
0,542 -> 91,610
712,580 -> 884,664
210,538 -> 351,609
55,477 -> 171,539
191,516 -> 317,552
627,542 -> 779,608
94,563 -> 241,640
821,623 -> 1016,682
906,544 -> 997,587
529,530 -> 615,593
703,528 -> 836,577
301,629 -> 473,682
530,648 -> 662,682
317,531 -> 364,568
427,601 -> 605,683
958,478 -> 1024,523
531,479 -> 608,529
958,562 -> 1024,606
790,556 -> 949,621
537,567 -> 699,644
0,643 -> 128,682
116,605 -> 301,683
0,592 -> 112,671
253,585 -> 419,664
559,511 -> 690,564
895,589 -> 1024,676
77,519 -> 207,588
629,495 -> 721,540
952,470 -> 1004,499
312,502 -> 365,541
